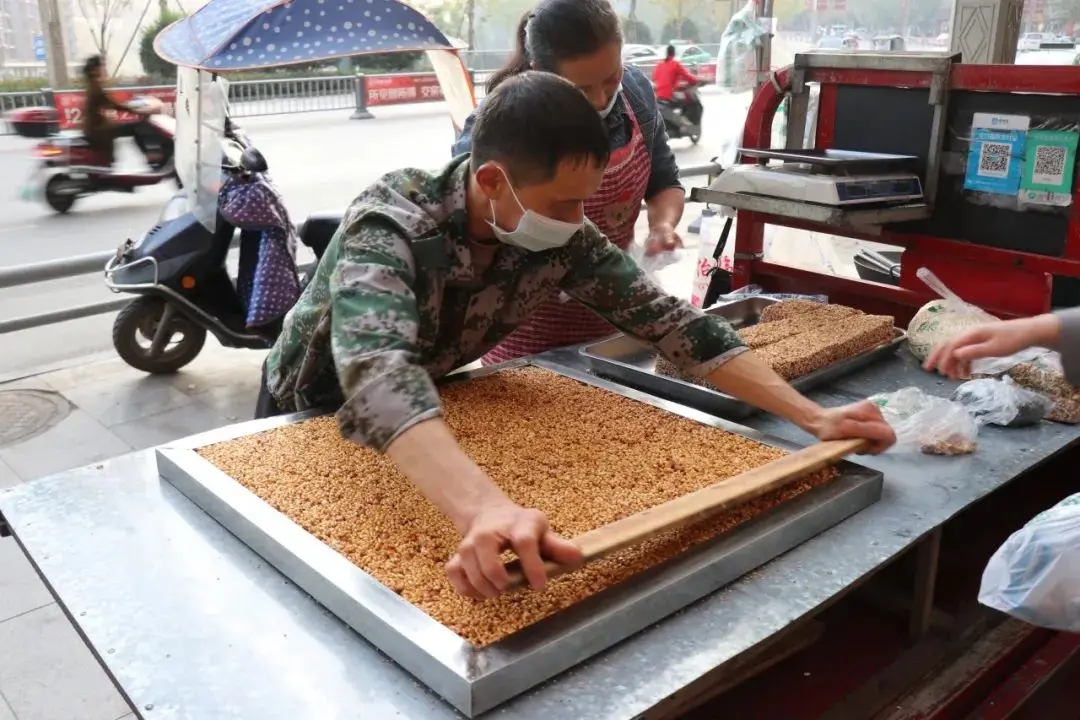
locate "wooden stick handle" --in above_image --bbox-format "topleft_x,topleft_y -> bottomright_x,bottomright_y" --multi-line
503,438 -> 867,592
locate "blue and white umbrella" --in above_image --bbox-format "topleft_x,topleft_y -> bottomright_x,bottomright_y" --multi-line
155,0 -> 454,71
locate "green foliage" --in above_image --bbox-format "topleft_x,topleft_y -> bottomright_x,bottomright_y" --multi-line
661,17 -> 700,43
622,17 -> 654,44
0,77 -> 50,92
351,52 -> 423,74
140,10 -> 183,80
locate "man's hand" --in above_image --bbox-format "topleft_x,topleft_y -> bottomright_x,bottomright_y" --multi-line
805,401 -> 896,454
645,222 -> 683,257
445,499 -> 583,599
924,315 -> 1060,380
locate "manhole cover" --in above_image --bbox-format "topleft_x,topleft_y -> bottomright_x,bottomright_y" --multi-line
0,389 -> 72,448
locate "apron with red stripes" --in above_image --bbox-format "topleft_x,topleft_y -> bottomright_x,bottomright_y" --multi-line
482,96 -> 653,365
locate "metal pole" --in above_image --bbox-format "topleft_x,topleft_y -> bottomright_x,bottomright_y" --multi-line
0,298 -> 129,335
757,0 -> 774,89
38,0 -> 69,88
0,251 -> 113,290
351,73 -> 373,120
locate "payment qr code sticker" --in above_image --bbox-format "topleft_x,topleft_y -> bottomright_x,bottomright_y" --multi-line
1021,130 -> 1079,195
979,142 -> 1012,178
966,127 -> 1025,195
1032,145 -> 1068,185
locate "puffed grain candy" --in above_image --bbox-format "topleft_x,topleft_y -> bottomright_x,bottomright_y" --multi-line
199,367 -> 836,647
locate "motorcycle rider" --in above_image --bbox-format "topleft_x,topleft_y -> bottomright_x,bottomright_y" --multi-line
81,55 -> 159,167
652,45 -> 703,127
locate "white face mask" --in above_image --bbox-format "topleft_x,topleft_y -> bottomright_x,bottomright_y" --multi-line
487,169 -> 583,252
598,84 -> 623,119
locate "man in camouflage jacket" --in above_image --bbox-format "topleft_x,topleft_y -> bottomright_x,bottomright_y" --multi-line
261,72 -> 895,600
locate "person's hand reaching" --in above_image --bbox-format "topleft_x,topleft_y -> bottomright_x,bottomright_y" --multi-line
924,316 -> 1061,380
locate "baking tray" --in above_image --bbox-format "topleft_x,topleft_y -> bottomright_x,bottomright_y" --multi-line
581,297 -> 906,420
156,359 -> 883,717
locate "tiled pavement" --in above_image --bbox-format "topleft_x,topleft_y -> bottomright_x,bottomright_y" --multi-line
0,345 -> 268,720
0,217 -> 886,718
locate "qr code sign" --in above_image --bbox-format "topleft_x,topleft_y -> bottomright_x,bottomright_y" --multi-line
978,142 -> 1012,178
1032,144 -> 1068,185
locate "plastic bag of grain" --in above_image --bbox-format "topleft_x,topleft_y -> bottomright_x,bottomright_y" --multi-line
870,387 -> 979,456
980,493 -> 1080,632
1008,353 -> 1080,424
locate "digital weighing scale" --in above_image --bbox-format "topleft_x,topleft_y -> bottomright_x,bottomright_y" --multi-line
690,148 -> 931,228
710,149 -> 925,207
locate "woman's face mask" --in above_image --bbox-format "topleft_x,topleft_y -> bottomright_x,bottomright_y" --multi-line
488,169 -> 583,252
598,84 -> 622,119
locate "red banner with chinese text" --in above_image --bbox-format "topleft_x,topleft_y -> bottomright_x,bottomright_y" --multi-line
365,74 -> 444,107
52,87 -> 177,131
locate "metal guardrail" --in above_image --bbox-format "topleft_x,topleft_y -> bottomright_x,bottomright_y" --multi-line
0,163 -> 722,336
0,41 -> 735,133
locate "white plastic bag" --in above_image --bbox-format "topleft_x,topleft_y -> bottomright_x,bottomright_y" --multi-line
950,377 -> 1054,428
907,268 -> 998,362
870,387 -> 979,455
980,493 -> 1080,632
716,284 -> 828,304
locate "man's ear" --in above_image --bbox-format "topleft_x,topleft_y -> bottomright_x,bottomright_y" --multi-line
474,162 -> 507,201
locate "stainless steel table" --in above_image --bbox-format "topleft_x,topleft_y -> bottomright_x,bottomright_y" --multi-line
2,348 -> 1078,719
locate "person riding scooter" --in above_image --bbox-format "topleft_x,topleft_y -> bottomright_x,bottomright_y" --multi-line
653,45 -> 704,142
82,54 -> 160,167
652,45 -> 697,106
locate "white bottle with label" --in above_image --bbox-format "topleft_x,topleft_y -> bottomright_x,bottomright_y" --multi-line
693,209 -> 736,308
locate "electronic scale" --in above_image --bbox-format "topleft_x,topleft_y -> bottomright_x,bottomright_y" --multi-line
708,149 -> 925,207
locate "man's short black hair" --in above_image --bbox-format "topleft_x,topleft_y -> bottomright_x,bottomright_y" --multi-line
666,44 -> 676,59
470,71 -> 610,187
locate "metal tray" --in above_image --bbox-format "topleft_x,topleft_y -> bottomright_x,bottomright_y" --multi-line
156,360 -> 883,717
581,297 -> 906,420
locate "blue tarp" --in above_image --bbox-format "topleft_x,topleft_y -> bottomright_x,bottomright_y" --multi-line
155,0 -> 452,71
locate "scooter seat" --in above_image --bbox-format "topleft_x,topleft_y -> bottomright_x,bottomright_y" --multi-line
299,211 -> 343,260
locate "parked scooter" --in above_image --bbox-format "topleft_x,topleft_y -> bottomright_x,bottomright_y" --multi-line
660,80 -> 705,145
11,97 -> 180,214
104,121 -> 333,374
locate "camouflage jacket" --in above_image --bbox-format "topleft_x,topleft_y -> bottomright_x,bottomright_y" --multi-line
265,156 -> 747,452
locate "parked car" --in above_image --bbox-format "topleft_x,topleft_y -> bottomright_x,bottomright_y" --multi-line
1018,32 -> 1044,52
622,44 -> 661,63
626,43 -> 712,71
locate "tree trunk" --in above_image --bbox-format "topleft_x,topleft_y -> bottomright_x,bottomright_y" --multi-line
466,0 -> 475,50
158,0 -> 167,14
629,0 -> 637,21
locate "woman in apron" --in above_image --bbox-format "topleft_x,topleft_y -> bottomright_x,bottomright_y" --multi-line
451,0 -> 687,364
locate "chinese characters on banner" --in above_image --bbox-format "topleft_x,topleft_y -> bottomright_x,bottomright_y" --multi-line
53,87 -> 178,130
365,74 -> 445,107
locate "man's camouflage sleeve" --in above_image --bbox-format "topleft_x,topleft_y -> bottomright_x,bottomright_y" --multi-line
561,228 -> 747,377
330,217 -> 443,452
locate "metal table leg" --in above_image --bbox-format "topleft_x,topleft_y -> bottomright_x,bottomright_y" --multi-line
909,527 -> 943,642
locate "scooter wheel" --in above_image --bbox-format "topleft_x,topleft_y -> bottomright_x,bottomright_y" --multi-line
113,297 -> 207,374
44,175 -> 77,214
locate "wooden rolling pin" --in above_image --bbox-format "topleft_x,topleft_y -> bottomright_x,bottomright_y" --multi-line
503,438 -> 868,591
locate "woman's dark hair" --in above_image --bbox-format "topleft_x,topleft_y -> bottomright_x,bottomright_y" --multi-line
471,72 -> 611,187
487,0 -> 622,94
82,55 -> 104,84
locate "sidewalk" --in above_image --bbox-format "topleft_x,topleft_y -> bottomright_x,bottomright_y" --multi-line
0,344 -> 266,720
